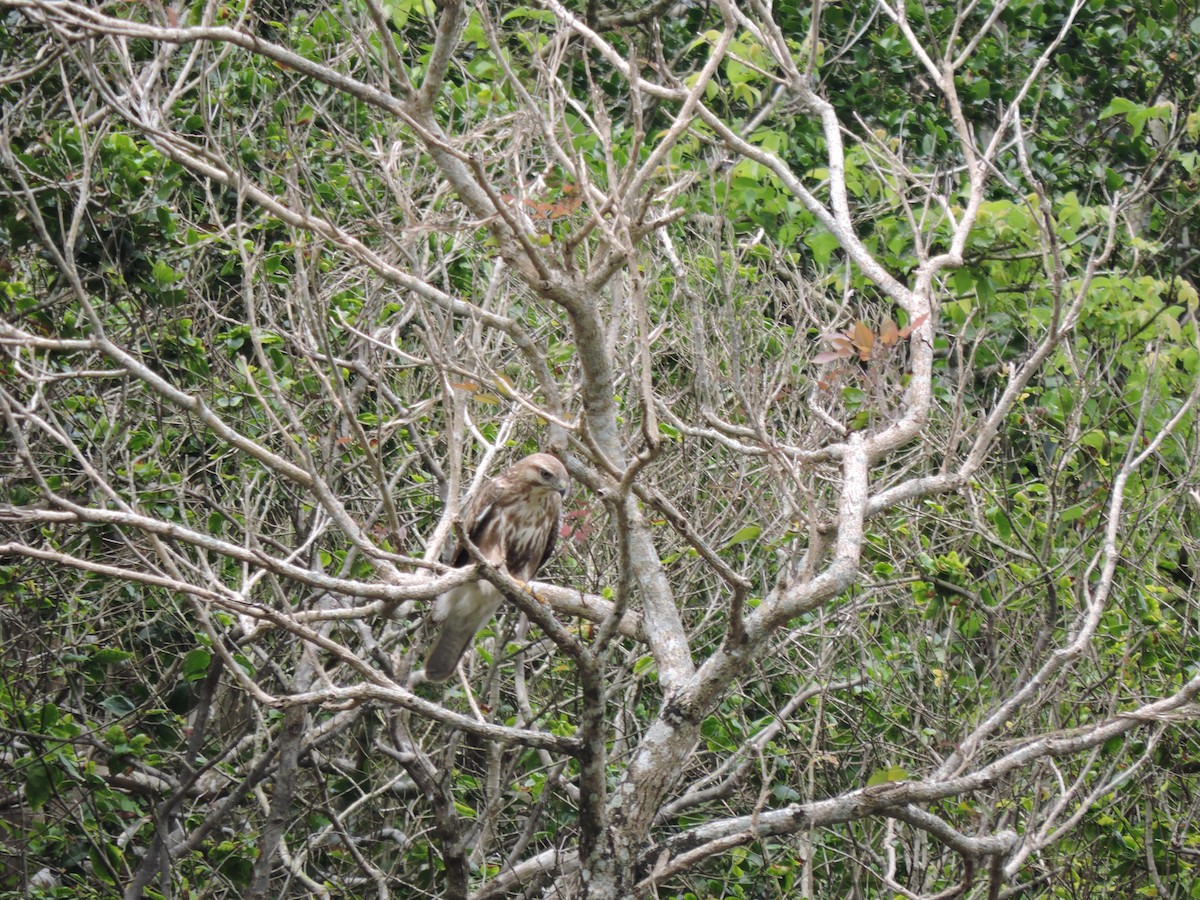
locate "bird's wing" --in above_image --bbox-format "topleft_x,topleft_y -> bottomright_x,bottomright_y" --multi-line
450,474 -> 503,567
534,502 -> 560,572
504,490 -> 562,581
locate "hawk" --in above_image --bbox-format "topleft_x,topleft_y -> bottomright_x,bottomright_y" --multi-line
423,452 -> 569,682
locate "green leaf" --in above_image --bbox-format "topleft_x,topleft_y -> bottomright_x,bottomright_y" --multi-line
1059,504 -> 1087,523
987,506 -> 1012,541
806,228 -> 841,267
36,702 -> 60,730
101,695 -> 136,716
151,259 -> 177,286
183,649 -> 213,681
722,525 -> 762,549
501,5 -> 556,23
1099,97 -> 1139,119
91,648 -> 134,666
23,759 -> 54,809
866,765 -> 909,787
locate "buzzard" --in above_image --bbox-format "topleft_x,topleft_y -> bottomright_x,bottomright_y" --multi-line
423,452 -> 569,682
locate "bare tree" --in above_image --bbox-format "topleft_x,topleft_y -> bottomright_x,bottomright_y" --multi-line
3,0 -> 1200,898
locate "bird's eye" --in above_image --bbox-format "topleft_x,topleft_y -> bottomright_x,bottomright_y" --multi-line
539,468 -> 551,479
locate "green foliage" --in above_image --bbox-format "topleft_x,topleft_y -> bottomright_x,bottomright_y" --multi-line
3,0 -> 1200,895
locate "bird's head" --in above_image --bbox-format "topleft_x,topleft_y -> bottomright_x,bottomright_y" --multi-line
520,452 -> 570,498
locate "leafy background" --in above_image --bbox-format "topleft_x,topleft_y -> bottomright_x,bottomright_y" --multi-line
2,0 -> 1200,896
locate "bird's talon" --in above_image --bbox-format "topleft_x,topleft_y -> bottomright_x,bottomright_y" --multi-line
516,578 -> 546,604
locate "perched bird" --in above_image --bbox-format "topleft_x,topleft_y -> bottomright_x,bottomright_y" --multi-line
423,453 -> 569,682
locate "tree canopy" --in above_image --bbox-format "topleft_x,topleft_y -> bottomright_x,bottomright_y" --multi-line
2,0 -> 1200,897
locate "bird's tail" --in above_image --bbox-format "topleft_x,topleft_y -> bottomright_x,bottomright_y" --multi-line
423,620 -> 478,683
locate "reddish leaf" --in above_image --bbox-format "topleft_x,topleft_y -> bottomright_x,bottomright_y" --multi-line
879,317 -> 899,347
898,313 -> 930,339
825,336 -> 854,355
851,321 -> 875,360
